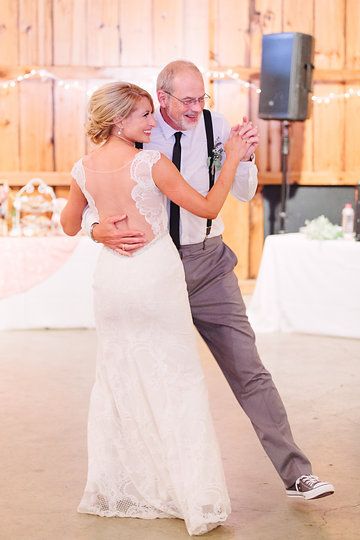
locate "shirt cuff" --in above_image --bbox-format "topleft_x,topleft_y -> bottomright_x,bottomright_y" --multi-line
82,205 -> 99,237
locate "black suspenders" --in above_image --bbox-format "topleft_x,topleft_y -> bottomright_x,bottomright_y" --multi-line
135,109 -> 215,245
202,109 -> 215,241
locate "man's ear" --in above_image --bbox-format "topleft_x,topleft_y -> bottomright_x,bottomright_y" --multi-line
157,90 -> 167,108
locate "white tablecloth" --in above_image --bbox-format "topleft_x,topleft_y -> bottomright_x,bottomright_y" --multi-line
0,236 -> 102,329
248,233 -> 360,338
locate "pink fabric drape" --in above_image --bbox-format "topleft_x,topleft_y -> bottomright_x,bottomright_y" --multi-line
0,236 -> 80,299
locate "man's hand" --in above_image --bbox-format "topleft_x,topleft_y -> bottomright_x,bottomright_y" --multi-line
92,215 -> 146,257
230,116 -> 259,162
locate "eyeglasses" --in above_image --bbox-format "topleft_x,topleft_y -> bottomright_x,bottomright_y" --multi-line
164,91 -> 211,106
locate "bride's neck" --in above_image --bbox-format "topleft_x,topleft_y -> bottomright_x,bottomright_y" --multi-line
108,133 -> 135,147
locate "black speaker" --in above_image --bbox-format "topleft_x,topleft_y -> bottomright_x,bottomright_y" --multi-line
259,32 -> 314,121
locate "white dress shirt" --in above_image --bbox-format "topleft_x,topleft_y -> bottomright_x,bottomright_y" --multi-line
82,108 -> 258,245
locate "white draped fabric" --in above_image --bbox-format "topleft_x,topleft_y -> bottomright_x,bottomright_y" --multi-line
0,236 -> 79,299
0,236 -> 101,329
248,233 -> 360,338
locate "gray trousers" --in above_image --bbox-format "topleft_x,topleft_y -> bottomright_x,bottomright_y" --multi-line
179,236 -> 312,488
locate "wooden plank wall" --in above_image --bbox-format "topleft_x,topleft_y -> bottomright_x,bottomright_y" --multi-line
1,0 -> 360,279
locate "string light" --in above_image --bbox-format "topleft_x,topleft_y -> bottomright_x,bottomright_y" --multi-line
1,67 -> 359,105
311,87 -> 360,104
204,67 -> 261,93
203,67 -> 360,103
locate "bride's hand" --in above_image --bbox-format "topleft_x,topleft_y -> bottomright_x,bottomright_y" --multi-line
237,117 -> 259,161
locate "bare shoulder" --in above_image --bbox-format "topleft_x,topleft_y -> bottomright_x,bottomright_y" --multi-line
152,152 -> 173,170
152,153 -> 175,177
152,153 -> 180,187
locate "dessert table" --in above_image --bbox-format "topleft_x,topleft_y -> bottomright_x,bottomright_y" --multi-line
248,233 -> 360,338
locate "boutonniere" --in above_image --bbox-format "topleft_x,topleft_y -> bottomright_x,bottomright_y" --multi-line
207,137 -> 224,174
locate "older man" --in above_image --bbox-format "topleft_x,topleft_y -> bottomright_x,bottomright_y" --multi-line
83,60 -> 334,500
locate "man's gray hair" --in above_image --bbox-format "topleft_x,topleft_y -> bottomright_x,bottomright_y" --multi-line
156,60 -> 202,92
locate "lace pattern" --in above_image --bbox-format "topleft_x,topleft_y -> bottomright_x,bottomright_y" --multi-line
130,150 -> 168,237
71,160 -> 99,222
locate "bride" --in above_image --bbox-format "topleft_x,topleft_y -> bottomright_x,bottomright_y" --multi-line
61,82 -> 250,536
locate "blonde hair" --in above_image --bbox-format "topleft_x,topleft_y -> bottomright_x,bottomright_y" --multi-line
86,82 -> 154,144
156,60 -> 202,93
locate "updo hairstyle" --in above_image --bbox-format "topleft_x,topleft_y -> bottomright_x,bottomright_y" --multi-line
86,82 -> 154,145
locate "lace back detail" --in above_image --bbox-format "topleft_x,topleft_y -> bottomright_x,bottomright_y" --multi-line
130,150 -> 161,185
130,150 -> 168,237
71,159 -> 99,222
71,160 -> 86,190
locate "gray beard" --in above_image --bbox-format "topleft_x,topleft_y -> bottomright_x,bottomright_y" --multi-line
167,111 -> 199,131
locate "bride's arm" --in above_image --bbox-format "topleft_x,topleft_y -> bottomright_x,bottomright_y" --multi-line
60,180 -> 88,235
152,135 -> 250,219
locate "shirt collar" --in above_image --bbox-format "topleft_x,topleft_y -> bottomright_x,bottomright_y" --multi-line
154,108 -> 192,140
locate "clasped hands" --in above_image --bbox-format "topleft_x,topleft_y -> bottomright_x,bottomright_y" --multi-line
230,116 -> 259,162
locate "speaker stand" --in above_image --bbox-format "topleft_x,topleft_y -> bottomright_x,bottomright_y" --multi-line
279,121 -> 290,233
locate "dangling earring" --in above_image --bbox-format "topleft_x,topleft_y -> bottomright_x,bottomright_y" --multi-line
112,125 -> 134,147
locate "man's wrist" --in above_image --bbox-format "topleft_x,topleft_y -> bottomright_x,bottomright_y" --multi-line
90,222 -> 100,243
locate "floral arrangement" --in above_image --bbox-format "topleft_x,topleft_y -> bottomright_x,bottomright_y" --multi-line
299,215 -> 343,240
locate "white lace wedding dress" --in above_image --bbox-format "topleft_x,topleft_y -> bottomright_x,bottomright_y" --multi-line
71,149 -> 230,536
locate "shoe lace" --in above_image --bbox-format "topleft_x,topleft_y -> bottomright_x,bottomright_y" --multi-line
296,475 -> 319,489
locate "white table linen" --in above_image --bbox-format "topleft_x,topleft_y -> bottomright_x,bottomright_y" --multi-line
248,233 -> 360,338
0,236 -> 102,329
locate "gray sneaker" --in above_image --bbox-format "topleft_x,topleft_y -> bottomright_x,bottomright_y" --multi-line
286,475 -> 335,500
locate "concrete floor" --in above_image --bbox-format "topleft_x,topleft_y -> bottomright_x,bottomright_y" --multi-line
1,329 -> 360,540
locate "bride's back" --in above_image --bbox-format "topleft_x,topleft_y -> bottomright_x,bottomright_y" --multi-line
78,142 -> 165,244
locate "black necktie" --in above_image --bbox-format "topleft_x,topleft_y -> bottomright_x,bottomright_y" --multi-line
170,131 -> 182,248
